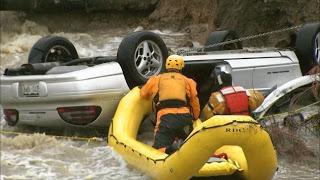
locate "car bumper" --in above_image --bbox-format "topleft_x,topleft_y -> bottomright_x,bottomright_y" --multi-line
2,89 -> 128,128
1,62 -> 130,128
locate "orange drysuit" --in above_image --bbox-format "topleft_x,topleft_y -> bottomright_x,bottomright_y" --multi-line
141,72 -> 200,132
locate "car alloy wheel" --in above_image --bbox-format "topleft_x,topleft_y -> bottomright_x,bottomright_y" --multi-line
117,31 -> 168,88
28,36 -> 79,64
134,40 -> 163,79
44,45 -> 73,62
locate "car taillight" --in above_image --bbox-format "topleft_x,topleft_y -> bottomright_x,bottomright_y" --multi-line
57,106 -> 102,125
3,109 -> 19,126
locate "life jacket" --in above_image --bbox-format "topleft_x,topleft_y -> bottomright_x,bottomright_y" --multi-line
156,72 -> 188,110
220,86 -> 249,115
247,90 -> 265,111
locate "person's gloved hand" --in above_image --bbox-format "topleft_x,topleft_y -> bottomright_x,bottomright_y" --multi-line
166,139 -> 184,154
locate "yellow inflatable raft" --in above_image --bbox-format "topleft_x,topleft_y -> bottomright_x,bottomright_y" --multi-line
108,87 -> 277,180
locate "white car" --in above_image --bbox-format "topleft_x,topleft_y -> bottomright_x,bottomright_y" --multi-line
254,73 -> 320,123
1,22 -> 319,128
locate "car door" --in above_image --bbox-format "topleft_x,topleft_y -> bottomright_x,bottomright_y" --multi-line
252,57 -> 302,93
226,51 -> 302,93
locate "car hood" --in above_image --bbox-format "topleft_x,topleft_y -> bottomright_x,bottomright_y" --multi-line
253,73 -> 320,119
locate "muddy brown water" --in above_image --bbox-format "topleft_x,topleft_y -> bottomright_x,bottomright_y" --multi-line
1,11 -> 319,179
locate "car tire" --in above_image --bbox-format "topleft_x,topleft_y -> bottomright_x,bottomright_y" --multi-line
204,30 -> 243,51
117,31 -> 168,88
28,36 -> 79,64
295,22 -> 320,75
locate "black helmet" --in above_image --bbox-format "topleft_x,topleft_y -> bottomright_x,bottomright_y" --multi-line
214,64 -> 232,88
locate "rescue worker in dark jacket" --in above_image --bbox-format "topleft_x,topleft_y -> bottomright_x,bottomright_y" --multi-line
202,65 -> 264,119
140,55 -> 200,154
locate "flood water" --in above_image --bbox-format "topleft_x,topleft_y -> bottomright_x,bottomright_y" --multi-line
1,11 -> 319,180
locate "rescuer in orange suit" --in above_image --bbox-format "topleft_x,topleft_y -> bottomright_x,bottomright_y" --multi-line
202,65 -> 264,119
140,55 -> 200,154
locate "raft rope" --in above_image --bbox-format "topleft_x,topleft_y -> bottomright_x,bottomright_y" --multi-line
109,120 -> 261,164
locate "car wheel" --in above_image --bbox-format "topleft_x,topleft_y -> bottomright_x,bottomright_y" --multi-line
117,31 -> 168,88
204,30 -> 243,51
295,22 -> 320,75
28,36 -> 79,64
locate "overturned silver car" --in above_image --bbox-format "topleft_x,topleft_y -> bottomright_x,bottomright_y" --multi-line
1,23 -> 319,128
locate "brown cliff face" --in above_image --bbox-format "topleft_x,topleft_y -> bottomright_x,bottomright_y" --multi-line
1,0 -> 319,46
0,0 -> 158,11
149,0 -> 320,46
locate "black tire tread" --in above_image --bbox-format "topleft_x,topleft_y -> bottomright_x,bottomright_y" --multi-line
117,31 -> 168,88
204,30 -> 242,51
28,36 -> 78,64
295,22 -> 320,75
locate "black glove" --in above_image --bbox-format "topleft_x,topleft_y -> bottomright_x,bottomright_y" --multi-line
166,139 -> 184,154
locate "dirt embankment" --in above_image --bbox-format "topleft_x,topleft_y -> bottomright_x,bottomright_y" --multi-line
2,0 -> 319,47
148,0 -> 320,46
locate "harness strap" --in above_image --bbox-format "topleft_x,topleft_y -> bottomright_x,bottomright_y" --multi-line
207,101 -> 215,111
156,99 -> 188,111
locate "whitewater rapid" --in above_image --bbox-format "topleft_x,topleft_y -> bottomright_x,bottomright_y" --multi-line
0,11 -> 319,180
